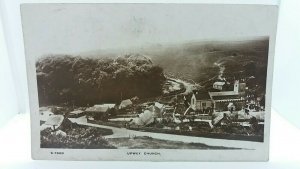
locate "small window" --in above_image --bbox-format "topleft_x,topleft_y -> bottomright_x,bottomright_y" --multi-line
202,103 -> 206,107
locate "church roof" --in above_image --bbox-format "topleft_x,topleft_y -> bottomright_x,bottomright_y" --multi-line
85,105 -> 109,113
194,92 -> 211,100
209,91 -> 245,102
209,91 -> 238,97
213,81 -> 226,86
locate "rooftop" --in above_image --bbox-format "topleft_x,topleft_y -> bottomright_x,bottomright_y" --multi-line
213,81 -> 226,86
194,92 -> 211,100
209,91 -> 239,97
94,104 -> 115,109
69,110 -> 84,115
85,105 -> 109,113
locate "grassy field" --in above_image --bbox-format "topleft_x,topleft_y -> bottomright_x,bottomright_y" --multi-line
107,136 -> 240,149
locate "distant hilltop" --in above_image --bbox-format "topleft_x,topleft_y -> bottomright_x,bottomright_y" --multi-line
115,53 -> 153,65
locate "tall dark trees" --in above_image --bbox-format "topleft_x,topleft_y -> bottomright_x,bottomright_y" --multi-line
36,54 -> 165,106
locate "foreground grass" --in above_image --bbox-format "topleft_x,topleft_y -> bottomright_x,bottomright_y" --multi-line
108,136 -> 241,149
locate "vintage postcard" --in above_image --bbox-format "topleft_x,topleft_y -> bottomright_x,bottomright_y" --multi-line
21,2 -> 279,161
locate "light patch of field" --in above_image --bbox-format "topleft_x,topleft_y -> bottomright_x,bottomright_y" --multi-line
107,136 -> 241,149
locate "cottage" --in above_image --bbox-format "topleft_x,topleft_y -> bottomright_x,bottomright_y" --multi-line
190,92 -> 214,114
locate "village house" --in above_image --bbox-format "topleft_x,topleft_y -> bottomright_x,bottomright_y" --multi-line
190,91 -> 214,114
213,81 -> 226,90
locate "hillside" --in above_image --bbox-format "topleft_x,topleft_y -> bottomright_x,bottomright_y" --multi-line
143,38 -> 269,86
41,37 -> 269,104
82,38 -> 268,85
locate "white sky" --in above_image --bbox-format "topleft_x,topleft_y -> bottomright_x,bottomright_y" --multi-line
21,4 -> 277,58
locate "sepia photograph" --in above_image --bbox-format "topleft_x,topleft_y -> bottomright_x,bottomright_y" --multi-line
20,3 -> 279,161
37,38 -> 268,150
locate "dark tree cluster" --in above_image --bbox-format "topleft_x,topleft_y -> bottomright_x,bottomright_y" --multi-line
36,54 -> 165,106
40,127 -> 115,149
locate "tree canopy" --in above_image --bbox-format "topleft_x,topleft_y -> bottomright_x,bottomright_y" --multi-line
36,54 -> 165,106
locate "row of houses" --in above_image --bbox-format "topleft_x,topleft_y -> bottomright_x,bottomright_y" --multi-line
70,99 -> 135,120
40,98 -> 136,127
40,100 -> 168,130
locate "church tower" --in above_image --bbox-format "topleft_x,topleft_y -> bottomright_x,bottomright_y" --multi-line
234,80 -> 239,93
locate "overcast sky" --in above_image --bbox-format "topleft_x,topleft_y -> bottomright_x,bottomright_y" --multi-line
21,4 -> 277,58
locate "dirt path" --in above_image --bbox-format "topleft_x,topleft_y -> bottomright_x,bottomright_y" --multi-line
168,78 -> 197,95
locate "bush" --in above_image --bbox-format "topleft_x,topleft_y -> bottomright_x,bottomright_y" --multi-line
40,127 -> 115,149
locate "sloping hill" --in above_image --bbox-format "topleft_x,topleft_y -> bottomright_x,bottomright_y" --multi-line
81,37 -> 269,92
142,38 -> 269,85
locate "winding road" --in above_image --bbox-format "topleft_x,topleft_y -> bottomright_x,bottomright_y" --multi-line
69,117 -> 262,150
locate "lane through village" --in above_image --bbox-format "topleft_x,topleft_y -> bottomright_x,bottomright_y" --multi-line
69,117 -> 260,150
